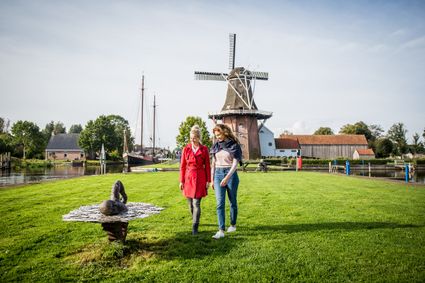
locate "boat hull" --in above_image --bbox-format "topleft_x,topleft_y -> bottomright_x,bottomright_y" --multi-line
123,153 -> 157,165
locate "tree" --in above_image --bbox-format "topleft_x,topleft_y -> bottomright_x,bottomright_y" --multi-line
387,122 -> 408,156
176,116 -> 211,149
0,133 -> 13,153
339,121 -> 372,141
375,137 -> 393,158
43,121 -> 67,145
69,124 -> 83,134
410,133 -> 424,155
11,121 -> 44,159
280,130 -> 293,136
108,115 -> 134,154
53,122 -> 66,135
0,117 -> 10,134
314,127 -> 334,135
79,115 -> 133,159
367,124 -> 384,151
369,124 -> 384,140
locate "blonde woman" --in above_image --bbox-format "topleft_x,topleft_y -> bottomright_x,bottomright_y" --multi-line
179,125 -> 211,235
210,124 -> 242,239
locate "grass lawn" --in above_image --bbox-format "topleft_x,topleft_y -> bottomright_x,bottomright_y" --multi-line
0,172 -> 424,282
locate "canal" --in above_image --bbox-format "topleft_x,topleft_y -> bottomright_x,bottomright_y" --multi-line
1,165 -> 424,187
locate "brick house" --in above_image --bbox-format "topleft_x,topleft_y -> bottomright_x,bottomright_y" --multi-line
45,134 -> 85,161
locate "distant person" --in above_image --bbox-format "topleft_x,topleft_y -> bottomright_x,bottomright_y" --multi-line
256,159 -> 268,172
179,125 -> 211,235
210,124 -> 242,239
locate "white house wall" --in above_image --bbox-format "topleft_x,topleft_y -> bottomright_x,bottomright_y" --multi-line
259,126 -> 276,157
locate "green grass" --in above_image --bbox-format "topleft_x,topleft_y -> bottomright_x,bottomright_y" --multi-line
141,160 -> 180,168
1,172 -> 424,282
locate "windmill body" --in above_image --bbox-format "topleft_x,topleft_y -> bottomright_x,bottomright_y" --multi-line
195,34 -> 272,159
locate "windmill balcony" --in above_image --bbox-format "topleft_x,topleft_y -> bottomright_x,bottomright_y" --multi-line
208,109 -> 273,120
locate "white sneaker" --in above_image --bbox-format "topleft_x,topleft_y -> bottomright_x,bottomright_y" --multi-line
212,230 -> 225,239
227,226 -> 236,233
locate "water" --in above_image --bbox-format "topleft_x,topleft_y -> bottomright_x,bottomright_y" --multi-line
1,165 -> 424,187
0,165 -> 124,187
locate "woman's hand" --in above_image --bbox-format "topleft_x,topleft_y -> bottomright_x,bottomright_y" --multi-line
220,176 -> 229,187
206,182 -> 210,189
179,182 -> 184,190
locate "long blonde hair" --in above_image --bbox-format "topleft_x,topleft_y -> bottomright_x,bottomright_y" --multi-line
213,124 -> 239,143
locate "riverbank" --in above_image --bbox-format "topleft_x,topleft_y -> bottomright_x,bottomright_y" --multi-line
1,172 -> 424,282
2,161 -> 424,187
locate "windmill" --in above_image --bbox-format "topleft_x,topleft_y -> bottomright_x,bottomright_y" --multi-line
194,33 -> 272,160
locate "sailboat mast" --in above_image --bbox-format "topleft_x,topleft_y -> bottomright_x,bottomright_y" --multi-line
140,75 -> 144,152
123,129 -> 128,153
153,94 -> 156,157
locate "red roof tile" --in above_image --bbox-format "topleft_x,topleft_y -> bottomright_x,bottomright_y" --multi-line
275,138 -> 300,149
356,148 -> 375,155
278,135 -> 368,145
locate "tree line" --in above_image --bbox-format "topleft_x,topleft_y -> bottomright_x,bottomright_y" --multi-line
312,121 -> 425,158
0,115 -> 133,160
1,115 -> 424,160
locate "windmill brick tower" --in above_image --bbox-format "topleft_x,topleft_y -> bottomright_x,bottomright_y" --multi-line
195,34 -> 272,160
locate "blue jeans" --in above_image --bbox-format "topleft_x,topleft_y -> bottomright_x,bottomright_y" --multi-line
214,167 -> 239,231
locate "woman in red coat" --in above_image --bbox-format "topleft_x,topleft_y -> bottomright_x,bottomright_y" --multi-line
179,125 -> 211,235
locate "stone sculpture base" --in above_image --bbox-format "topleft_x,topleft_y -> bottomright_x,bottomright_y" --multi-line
101,222 -> 129,242
63,202 -> 163,243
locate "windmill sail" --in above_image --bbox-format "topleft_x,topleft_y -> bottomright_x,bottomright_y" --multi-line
194,71 -> 228,81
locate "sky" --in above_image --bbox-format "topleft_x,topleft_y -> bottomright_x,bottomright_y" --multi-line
1,0 -> 425,149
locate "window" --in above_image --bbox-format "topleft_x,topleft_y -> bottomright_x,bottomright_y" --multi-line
280,150 -> 285,153
268,142 -> 272,146
64,153 -> 67,157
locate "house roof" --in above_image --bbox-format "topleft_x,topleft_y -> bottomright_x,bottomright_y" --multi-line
279,135 -> 368,145
46,134 -> 82,150
275,138 -> 300,149
355,148 -> 375,155
259,125 -> 273,135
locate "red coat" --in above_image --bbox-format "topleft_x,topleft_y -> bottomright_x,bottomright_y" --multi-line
179,144 -> 211,199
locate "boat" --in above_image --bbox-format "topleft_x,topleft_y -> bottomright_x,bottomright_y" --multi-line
123,152 -> 156,165
123,75 -> 158,166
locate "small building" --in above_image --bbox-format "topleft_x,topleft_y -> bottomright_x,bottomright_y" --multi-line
353,148 -> 375,160
274,138 -> 300,157
278,134 -> 368,159
45,134 -> 85,161
259,126 -> 301,158
259,126 -> 276,157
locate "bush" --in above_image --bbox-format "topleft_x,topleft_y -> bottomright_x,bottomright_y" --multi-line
108,150 -> 122,161
19,159 -> 53,168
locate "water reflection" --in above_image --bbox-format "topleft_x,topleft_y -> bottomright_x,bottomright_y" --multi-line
0,165 -> 124,187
